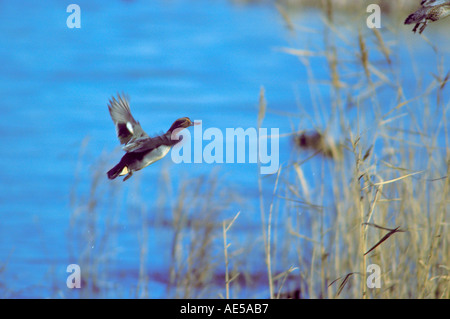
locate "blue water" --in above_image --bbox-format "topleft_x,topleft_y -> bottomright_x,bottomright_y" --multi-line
0,0 -> 448,298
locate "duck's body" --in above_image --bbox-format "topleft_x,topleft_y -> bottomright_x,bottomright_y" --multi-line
405,0 -> 450,34
106,94 -> 195,181
107,141 -> 171,180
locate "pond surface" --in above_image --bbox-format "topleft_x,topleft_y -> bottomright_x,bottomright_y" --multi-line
0,0 -> 448,298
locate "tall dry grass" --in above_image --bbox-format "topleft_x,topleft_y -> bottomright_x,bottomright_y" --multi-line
268,2 -> 449,299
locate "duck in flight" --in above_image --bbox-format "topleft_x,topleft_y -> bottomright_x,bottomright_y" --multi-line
405,0 -> 450,34
106,93 -> 197,181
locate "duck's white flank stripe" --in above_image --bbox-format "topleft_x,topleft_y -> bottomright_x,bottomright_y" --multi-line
119,166 -> 129,176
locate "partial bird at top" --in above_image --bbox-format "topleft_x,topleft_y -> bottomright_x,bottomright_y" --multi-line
404,0 -> 450,34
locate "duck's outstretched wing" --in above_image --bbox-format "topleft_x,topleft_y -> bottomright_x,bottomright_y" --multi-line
123,132 -> 181,153
421,0 -> 448,7
108,93 -> 149,145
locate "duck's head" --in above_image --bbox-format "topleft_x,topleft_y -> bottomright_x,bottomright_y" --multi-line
168,117 -> 199,132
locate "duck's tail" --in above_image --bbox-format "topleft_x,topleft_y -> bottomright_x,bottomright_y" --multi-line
107,160 -> 127,180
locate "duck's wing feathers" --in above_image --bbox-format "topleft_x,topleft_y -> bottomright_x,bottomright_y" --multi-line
123,132 -> 181,153
405,9 -> 426,24
421,0 -> 448,7
108,93 -> 149,145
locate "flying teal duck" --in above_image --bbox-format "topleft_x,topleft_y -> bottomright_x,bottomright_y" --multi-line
106,94 -> 197,181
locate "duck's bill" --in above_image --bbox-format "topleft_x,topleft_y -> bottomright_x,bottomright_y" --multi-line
192,121 -> 201,126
